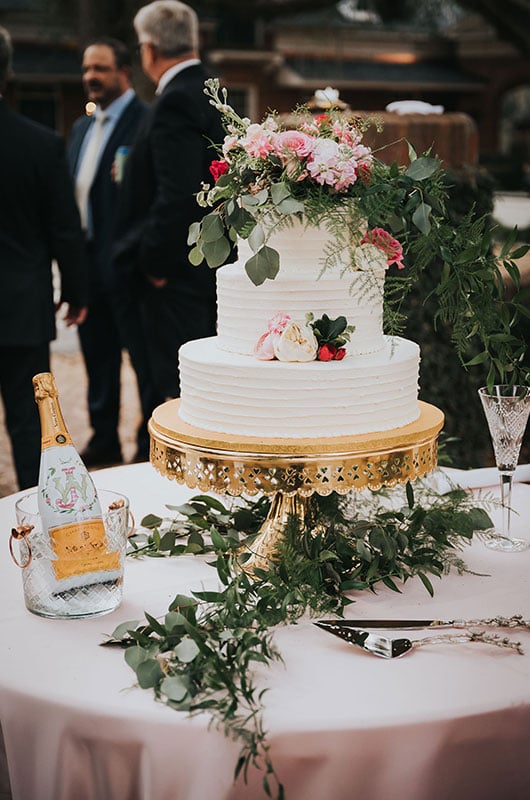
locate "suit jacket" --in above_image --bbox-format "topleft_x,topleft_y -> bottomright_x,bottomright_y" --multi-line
0,100 -> 87,347
113,64 -> 228,297
68,93 -> 148,295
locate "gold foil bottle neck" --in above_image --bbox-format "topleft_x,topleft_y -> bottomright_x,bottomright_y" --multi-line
32,372 -> 58,401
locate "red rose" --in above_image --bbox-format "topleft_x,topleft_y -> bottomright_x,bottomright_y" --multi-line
335,347 -> 346,360
318,343 -> 337,361
209,159 -> 229,182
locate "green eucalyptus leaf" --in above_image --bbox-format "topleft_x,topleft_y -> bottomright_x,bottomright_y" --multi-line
405,156 -> 440,180
191,494 -> 228,512
270,182 -> 291,204
277,197 -> 305,215
412,201 -> 432,235
201,236 -> 231,268
168,594 -> 197,611
241,189 -> 268,207
165,611 -> 186,630
124,644 -> 150,671
188,246 -> 204,266
175,637 -> 201,663
248,224 -> 265,252
161,675 -> 189,702
187,221 -> 201,246
200,213 -> 225,242
141,513 -> 163,529
136,658 -> 164,689
111,620 -> 141,640
245,246 -> 280,286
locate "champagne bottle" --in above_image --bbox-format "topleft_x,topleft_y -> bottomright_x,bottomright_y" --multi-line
32,372 -> 121,593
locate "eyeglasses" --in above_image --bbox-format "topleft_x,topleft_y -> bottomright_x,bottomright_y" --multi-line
135,41 -> 149,56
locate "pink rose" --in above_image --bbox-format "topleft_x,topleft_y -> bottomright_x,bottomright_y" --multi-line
209,159 -> 229,182
273,130 -> 315,162
361,228 -> 404,268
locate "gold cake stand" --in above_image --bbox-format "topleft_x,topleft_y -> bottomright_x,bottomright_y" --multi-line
149,400 -> 444,570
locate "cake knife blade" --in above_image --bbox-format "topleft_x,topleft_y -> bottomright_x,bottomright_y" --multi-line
315,614 -> 530,630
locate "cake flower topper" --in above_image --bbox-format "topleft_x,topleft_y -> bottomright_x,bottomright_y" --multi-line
254,313 -> 355,362
188,78 -> 412,287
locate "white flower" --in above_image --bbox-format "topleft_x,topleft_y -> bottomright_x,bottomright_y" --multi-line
352,243 -> 389,271
273,321 -> 318,362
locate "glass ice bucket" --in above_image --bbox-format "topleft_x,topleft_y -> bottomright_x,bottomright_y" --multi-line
9,489 -> 133,619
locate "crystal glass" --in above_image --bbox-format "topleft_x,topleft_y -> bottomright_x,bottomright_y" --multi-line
11,489 -> 131,618
478,385 -> 530,552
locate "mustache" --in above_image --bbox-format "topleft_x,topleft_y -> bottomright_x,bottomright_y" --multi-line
85,80 -> 103,91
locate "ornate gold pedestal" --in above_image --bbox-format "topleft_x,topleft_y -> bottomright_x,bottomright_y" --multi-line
149,400 -> 444,570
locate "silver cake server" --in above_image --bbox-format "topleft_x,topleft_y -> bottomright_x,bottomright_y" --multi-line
313,621 -> 524,658
315,614 -> 530,631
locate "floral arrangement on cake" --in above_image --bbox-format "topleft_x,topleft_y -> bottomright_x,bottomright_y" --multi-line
254,312 -> 355,362
189,78 -> 411,287
188,78 -> 529,386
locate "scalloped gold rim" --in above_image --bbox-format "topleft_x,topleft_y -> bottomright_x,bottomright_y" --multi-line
148,400 -> 444,495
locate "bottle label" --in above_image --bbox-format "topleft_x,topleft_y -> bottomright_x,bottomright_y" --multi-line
50,519 -> 121,580
41,463 -> 99,515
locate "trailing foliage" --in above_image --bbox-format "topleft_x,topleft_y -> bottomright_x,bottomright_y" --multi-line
108,482 -> 493,799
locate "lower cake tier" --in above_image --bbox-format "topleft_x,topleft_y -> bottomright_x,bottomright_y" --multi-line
178,335 -> 420,438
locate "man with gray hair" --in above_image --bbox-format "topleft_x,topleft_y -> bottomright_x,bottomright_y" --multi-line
0,25 -> 87,489
114,1 -> 232,402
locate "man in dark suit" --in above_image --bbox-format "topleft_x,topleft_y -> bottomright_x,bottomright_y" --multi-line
114,0 -> 232,403
0,25 -> 87,490
68,38 -> 154,467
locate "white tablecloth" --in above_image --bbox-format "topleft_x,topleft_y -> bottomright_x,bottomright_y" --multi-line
1,463 -> 530,800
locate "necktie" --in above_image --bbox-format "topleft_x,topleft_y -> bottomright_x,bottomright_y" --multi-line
75,112 -> 107,232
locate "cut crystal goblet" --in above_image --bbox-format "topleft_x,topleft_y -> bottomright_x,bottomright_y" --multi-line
478,385 -> 530,552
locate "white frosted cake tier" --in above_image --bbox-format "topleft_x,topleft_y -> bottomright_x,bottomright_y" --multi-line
217,263 -> 385,357
237,221 -> 351,278
178,336 -> 420,438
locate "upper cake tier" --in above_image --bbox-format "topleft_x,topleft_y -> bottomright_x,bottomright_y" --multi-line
217,223 -> 386,357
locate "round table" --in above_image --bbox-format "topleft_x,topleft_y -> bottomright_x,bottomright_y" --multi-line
1,463 -> 530,800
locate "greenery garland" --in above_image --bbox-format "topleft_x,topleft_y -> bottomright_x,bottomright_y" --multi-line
190,79 -> 530,386
103,480 -> 493,800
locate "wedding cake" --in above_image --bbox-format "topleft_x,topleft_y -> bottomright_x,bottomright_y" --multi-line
175,80 -> 432,441
178,221 -> 420,439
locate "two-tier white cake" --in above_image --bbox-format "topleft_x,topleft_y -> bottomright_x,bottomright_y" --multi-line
177,222 -> 420,439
